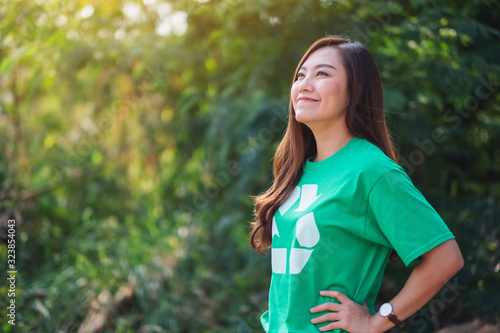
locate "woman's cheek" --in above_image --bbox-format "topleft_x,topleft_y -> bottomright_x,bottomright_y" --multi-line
290,85 -> 299,108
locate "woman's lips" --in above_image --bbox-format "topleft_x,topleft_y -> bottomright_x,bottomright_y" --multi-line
297,98 -> 317,103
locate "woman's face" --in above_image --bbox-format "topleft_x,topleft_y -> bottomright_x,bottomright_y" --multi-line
291,46 -> 349,129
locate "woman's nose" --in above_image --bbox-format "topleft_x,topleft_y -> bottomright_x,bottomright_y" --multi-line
298,76 -> 313,92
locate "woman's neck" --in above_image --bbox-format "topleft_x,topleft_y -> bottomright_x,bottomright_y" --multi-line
310,121 -> 354,162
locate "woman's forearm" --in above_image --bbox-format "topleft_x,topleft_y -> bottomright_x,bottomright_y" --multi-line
369,239 -> 464,332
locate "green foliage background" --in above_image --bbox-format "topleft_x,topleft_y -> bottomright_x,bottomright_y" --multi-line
0,0 -> 499,332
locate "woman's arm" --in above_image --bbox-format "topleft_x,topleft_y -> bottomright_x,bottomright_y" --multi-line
310,239 -> 464,332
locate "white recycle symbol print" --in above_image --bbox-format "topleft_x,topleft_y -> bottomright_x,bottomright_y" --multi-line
272,184 -> 321,274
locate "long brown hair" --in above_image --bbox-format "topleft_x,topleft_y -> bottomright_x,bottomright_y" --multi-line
250,35 -> 397,255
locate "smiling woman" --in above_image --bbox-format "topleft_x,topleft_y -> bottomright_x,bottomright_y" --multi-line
291,47 -> 351,158
250,35 -> 464,333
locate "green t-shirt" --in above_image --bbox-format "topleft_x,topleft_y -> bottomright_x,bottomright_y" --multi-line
260,137 -> 454,333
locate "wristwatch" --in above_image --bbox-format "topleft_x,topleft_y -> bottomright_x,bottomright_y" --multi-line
379,303 -> 404,327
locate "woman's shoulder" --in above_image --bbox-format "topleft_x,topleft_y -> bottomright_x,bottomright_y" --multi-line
351,137 -> 404,178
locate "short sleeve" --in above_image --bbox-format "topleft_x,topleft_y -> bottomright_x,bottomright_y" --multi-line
366,168 -> 455,267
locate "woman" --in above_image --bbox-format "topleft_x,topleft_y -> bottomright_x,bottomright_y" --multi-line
250,35 -> 464,333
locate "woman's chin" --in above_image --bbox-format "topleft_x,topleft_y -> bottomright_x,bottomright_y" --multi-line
295,111 -> 316,125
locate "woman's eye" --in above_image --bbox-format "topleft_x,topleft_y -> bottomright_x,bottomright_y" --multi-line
317,71 -> 328,76
296,73 -> 305,80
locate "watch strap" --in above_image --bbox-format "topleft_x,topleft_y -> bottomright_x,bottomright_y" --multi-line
387,312 -> 405,328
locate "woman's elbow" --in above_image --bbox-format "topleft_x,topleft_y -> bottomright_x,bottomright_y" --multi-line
449,252 -> 464,275
423,239 -> 464,276
444,239 -> 464,275
453,248 -> 465,272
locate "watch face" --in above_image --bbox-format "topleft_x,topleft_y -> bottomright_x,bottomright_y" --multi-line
380,303 -> 393,316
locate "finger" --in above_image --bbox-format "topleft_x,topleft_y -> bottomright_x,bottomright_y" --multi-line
318,320 -> 343,332
319,290 -> 350,304
310,302 -> 342,313
311,312 -> 341,324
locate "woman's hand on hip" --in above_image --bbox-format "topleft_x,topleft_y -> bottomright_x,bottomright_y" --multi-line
310,290 -> 379,333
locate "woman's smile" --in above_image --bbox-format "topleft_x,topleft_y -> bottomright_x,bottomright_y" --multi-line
297,96 -> 318,103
